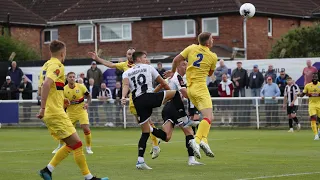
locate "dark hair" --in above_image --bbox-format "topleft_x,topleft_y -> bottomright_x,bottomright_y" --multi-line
198,32 -> 212,46
132,51 -> 146,62
286,76 -> 292,80
50,40 -> 66,53
67,72 -> 75,77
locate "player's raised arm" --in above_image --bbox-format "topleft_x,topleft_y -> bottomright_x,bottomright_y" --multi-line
88,51 -> 117,68
156,76 -> 170,90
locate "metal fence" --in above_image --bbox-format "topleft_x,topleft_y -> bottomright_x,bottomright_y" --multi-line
0,97 -> 310,129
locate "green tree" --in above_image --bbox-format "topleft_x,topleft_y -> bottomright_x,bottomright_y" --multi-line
269,24 -> 320,58
0,34 -> 40,61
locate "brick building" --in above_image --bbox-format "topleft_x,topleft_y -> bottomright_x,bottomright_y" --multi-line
1,0 -> 320,60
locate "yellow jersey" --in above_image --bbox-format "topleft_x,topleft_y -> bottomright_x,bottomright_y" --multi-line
303,82 -> 320,106
115,60 -> 134,72
180,44 -> 218,85
38,61 -> 50,88
42,58 -> 66,116
64,83 -> 89,115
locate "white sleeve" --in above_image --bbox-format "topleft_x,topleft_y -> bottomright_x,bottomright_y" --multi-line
150,66 -> 160,80
284,86 -> 287,96
122,71 -> 128,79
294,85 -> 300,94
174,75 -> 186,90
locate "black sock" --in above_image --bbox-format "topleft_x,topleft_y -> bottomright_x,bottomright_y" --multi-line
171,91 -> 187,118
152,128 -> 167,141
293,117 -> 299,124
289,119 -> 293,128
186,135 -> 194,156
138,133 -> 149,157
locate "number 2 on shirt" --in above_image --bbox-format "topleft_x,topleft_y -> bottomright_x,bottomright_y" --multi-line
193,54 -> 203,67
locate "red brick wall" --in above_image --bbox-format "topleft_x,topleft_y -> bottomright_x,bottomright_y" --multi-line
10,26 -> 42,55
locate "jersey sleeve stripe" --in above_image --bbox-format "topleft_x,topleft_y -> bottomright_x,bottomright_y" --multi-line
55,82 -> 65,90
70,97 -> 85,104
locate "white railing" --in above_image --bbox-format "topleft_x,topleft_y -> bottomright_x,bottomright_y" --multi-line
0,97 -> 310,129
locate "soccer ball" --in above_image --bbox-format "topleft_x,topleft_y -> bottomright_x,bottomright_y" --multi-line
239,3 -> 256,18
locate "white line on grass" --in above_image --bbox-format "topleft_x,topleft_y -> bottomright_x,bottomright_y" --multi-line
0,137 -> 251,153
236,172 -> 320,180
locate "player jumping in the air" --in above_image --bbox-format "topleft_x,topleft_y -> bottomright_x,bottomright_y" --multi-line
300,73 -> 320,140
283,77 -> 301,132
88,48 -> 161,159
52,72 -> 93,154
37,40 -> 108,180
154,60 -> 203,165
121,51 -> 192,170
166,32 -> 217,159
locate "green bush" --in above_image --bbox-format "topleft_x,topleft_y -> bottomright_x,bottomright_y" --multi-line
269,24 -> 320,58
0,35 -> 40,61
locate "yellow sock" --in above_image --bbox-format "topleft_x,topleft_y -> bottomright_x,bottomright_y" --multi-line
84,131 -> 92,147
311,121 -> 318,135
150,123 -> 159,146
202,137 -> 208,144
73,144 -> 91,176
49,145 -> 72,167
59,140 -> 64,146
195,119 -> 211,144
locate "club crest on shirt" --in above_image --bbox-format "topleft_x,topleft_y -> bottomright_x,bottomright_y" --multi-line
76,89 -> 80,93
54,69 -> 60,76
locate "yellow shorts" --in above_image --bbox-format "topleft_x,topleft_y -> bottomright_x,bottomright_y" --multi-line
43,113 -> 76,140
68,112 -> 89,125
129,93 -> 137,115
187,83 -> 212,111
308,105 -> 320,117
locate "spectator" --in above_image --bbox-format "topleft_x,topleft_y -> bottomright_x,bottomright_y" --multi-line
98,83 -> 113,127
78,72 -> 89,87
303,60 -> 318,85
77,78 -> 84,84
7,61 -> 24,99
275,70 -> 289,96
157,62 -> 166,78
112,81 -> 122,126
261,76 -> 281,127
248,65 -> 264,98
1,76 -> 17,100
19,76 -> 33,121
87,78 -> 100,126
87,61 -> 103,86
231,61 -> 248,97
218,74 -> 234,126
115,58 -> 124,82
207,75 -> 219,97
264,65 -> 277,82
214,59 -> 228,84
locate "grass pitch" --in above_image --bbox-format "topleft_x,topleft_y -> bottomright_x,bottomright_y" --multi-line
0,128 -> 320,180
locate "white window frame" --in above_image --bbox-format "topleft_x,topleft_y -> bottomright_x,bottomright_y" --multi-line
202,17 -> 219,36
99,23 -> 132,42
268,18 -> 272,37
44,29 -> 58,44
162,19 -> 196,39
78,25 -> 94,43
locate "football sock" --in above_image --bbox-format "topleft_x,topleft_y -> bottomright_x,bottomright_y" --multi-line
186,135 -> 194,157
49,145 -> 72,168
151,128 -> 167,141
84,130 -> 92,148
195,118 -> 211,144
289,119 -> 293,128
70,141 -> 91,176
311,120 -> 318,135
138,133 -> 150,160
293,117 -> 299,124
150,124 -> 159,146
58,140 -> 64,147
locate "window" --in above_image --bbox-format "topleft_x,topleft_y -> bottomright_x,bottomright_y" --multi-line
78,25 -> 93,42
100,23 -> 132,42
268,18 -> 272,37
44,29 -> 58,43
162,19 -> 196,38
202,18 -> 219,36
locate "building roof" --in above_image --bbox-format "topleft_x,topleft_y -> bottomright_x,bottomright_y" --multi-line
0,0 -> 46,25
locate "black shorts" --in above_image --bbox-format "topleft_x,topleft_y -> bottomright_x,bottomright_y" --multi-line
188,100 -> 199,116
162,100 -> 180,126
133,91 -> 165,125
287,105 -> 298,115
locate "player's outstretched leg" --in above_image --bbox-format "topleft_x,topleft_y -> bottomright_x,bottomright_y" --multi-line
52,140 -> 64,154
82,124 -> 93,154
39,133 -> 109,180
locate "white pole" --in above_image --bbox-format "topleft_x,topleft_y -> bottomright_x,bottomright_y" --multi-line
123,105 -> 127,129
243,17 -> 247,60
255,97 -> 260,129
94,23 -> 98,54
